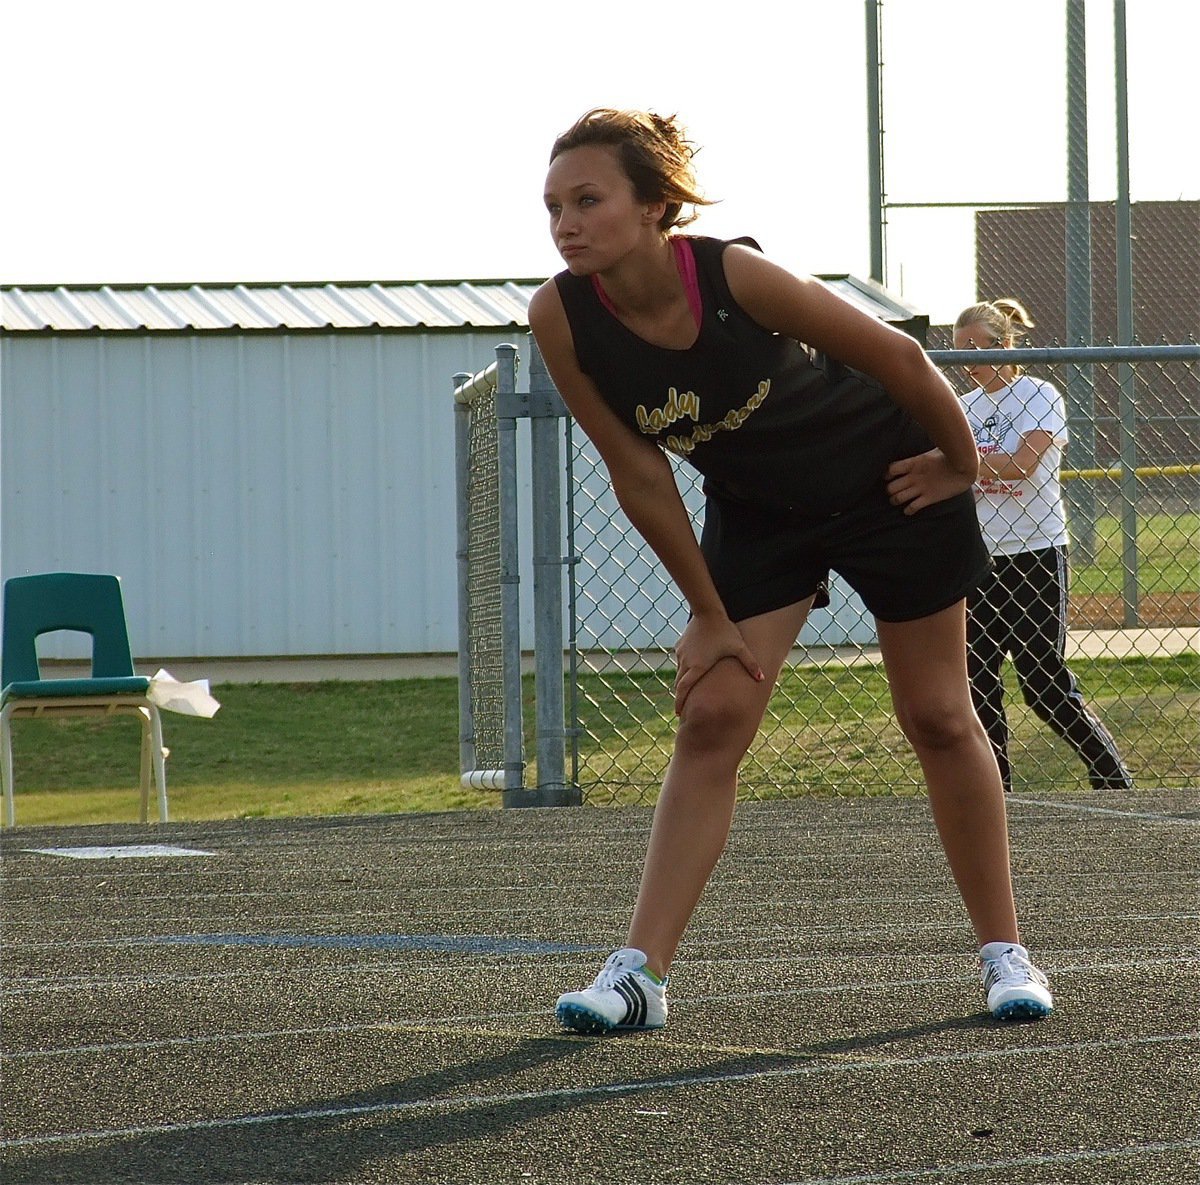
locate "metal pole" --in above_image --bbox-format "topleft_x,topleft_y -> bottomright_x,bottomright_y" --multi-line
527,338 -> 575,805
865,0 -> 886,284
1114,0 -> 1140,624
563,413 -> 581,799
452,371 -> 476,778
1065,0 -> 1097,561
494,343 -> 530,805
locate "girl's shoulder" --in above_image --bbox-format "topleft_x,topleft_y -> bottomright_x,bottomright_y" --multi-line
1009,373 -> 1065,416
680,234 -> 767,317
681,234 -> 765,281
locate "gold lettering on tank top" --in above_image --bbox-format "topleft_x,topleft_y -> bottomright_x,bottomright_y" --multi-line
635,387 -> 701,434
658,379 -> 771,456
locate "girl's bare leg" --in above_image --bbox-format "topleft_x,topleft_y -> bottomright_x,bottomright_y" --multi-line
627,599 -> 813,977
876,600 -> 1020,945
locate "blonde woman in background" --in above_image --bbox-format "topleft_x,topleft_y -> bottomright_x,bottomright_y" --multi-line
953,299 -> 1133,794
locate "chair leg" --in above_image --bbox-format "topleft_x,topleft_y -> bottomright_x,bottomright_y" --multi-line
148,706 -> 169,823
139,711 -> 152,824
1,705 -> 15,828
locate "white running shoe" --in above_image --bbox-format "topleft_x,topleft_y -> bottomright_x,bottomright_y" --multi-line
556,948 -> 668,1034
980,941 -> 1054,1021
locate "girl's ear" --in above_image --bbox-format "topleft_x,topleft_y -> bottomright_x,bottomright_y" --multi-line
642,199 -> 667,225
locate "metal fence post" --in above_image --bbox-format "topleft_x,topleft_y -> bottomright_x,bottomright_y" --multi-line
1114,0 -> 1140,625
1065,0 -> 1097,562
494,343 -> 531,806
527,338 -> 576,806
865,0 -> 886,285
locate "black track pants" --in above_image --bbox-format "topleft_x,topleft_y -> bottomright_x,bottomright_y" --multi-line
967,546 -> 1131,791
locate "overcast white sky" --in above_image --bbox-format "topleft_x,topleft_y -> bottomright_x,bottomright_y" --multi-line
3,0 -> 1195,321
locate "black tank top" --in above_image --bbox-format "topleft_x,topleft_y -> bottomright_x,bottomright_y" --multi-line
554,235 -> 931,516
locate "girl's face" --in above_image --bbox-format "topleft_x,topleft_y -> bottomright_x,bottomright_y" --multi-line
953,321 -> 1012,393
543,145 -> 662,275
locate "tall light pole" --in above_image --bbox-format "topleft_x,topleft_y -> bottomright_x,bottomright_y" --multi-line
1065,0 -> 1097,558
866,0 -> 885,284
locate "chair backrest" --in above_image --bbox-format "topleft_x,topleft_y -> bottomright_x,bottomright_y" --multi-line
1,573 -> 137,686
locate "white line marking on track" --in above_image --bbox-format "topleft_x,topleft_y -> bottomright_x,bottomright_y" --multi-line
777,1138 -> 1200,1183
2,943 -> 1185,1000
2,1032 -> 1196,1149
10,909 -> 1199,957
1009,795 -> 1199,823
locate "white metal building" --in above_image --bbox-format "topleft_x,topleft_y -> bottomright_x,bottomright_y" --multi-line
1,280 -> 539,659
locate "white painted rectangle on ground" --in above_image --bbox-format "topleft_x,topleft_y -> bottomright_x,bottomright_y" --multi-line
24,845 -> 216,860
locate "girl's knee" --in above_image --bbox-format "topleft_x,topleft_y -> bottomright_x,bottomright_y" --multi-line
676,681 -> 761,756
895,700 -> 978,752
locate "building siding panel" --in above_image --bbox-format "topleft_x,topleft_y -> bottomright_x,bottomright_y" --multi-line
1,331 -> 526,659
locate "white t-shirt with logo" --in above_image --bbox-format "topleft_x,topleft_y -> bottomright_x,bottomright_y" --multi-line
963,374 -> 1069,556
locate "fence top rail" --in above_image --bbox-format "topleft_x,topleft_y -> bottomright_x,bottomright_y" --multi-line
453,361 -> 499,405
929,345 -> 1200,364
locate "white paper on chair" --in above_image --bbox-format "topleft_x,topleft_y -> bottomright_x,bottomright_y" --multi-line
148,669 -> 222,718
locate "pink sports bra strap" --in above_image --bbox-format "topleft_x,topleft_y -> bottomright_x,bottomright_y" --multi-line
591,272 -> 619,316
671,236 -> 703,328
589,237 -> 704,328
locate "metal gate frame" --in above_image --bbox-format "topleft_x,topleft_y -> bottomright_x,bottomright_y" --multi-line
453,340 -> 577,807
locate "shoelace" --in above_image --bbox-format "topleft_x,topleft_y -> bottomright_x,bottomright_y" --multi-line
987,948 -> 1049,989
593,952 -> 636,991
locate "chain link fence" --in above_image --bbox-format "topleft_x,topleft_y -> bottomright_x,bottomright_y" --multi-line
563,0 -> 1200,804
454,2 -> 1199,806
568,348 -> 1198,805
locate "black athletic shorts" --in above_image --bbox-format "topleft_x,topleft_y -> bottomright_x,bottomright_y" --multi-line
700,485 -> 990,624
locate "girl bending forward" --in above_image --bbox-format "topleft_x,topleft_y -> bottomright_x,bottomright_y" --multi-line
529,108 -> 1053,1033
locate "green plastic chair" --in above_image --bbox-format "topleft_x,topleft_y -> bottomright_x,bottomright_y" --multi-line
0,573 -> 168,827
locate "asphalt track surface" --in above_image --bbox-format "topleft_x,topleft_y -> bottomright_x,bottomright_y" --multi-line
2,789 -> 1197,1184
